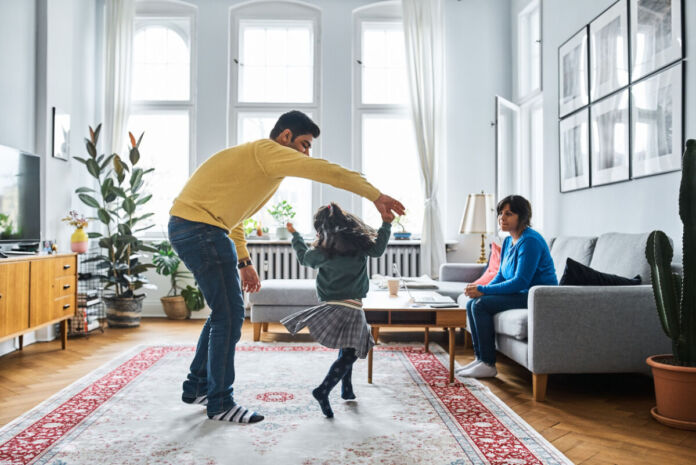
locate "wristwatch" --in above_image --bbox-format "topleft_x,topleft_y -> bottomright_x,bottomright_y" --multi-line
237,258 -> 253,269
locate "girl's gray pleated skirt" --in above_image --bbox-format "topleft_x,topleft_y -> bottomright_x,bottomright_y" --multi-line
280,299 -> 375,359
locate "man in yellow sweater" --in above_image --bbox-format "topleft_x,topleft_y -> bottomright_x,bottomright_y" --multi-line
168,111 -> 404,423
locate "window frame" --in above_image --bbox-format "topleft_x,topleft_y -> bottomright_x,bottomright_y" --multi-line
517,0 -> 542,101
228,1 -> 322,232
352,2 -> 418,227
131,1 -> 197,238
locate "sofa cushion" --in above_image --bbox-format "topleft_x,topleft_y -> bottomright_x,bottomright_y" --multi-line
493,309 -> 528,340
248,279 -> 319,306
560,258 -> 642,285
550,236 -> 597,282
437,281 -> 466,300
472,242 -> 501,286
589,232 -> 653,284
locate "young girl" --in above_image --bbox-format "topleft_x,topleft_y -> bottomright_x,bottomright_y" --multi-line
282,203 -> 393,418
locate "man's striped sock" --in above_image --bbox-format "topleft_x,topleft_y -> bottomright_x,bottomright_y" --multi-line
182,395 -> 208,406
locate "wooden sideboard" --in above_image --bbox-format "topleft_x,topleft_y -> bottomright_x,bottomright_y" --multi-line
0,253 -> 77,350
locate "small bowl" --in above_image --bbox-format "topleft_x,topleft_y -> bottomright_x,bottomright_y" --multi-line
393,232 -> 412,240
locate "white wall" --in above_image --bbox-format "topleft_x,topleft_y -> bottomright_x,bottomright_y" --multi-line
541,0 -> 694,258
443,0 -> 512,262
0,0 -> 98,356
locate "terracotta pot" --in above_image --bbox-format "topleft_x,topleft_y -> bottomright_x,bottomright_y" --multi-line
161,295 -> 190,320
646,354 -> 696,430
103,295 -> 145,328
70,227 -> 88,254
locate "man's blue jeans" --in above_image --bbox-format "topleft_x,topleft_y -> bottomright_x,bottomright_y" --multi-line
168,216 -> 245,415
466,293 -> 528,365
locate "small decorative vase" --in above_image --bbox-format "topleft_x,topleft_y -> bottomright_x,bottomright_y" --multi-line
275,226 -> 290,240
70,227 -> 89,254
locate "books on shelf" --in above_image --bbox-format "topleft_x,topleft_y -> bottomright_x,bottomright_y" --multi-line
77,298 -> 101,308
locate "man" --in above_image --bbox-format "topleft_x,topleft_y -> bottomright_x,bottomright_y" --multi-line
168,110 -> 405,423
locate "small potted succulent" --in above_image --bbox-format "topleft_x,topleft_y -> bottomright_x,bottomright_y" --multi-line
267,200 -> 296,240
645,139 -> 696,430
62,210 -> 89,254
153,240 -> 205,319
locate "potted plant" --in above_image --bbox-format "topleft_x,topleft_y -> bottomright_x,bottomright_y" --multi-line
74,124 -> 157,328
153,240 -> 196,319
393,214 -> 412,240
645,139 -> 696,430
267,200 -> 296,240
62,210 -> 89,254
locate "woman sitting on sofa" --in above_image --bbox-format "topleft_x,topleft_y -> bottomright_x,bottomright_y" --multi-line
458,195 -> 557,379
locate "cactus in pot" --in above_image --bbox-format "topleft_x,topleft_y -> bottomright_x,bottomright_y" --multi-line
646,140 -> 696,366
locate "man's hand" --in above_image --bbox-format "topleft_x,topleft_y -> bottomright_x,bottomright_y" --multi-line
464,283 -> 483,299
286,222 -> 296,234
240,265 -> 261,293
374,194 -> 405,219
381,211 -> 395,223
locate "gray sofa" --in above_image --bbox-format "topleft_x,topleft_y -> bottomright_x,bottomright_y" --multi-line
439,232 -> 675,401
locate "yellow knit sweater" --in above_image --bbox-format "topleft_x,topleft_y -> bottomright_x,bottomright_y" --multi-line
169,139 -> 381,260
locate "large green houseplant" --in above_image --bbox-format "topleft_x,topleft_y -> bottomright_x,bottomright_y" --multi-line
645,139 -> 696,430
75,125 -> 157,328
153,240 -> 205,319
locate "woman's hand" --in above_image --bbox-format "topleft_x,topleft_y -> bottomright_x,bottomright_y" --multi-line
464,283 -> 483,298
286,222 -> 296,234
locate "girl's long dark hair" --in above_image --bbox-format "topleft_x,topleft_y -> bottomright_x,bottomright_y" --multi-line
312,203 -> 377,258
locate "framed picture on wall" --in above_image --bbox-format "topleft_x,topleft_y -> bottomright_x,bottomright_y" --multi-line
559,108 -> 590,192
559,27 -> 589,117
591,89 -> 629,186
630,0 -> 682,81
51,107 -> 70,161
631,62 -> 682,178
590,0 -> 629,101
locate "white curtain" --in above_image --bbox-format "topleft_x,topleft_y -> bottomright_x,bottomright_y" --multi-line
104,0 -> 135,156
402,0 -> 447,277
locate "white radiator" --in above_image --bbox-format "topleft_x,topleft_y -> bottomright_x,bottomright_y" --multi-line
247,243 -> 420,280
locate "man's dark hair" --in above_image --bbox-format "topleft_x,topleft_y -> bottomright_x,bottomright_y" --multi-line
269,110 -> 320,140
496,195 -> 532,230
312,203 -> 377,258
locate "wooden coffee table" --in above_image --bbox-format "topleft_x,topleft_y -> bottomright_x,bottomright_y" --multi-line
362,290 -> 467,384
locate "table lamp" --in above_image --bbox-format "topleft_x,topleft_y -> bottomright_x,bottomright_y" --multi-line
460,192 -> 496,264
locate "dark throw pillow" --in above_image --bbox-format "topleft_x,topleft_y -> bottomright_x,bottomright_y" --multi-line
559,258 -> 642,286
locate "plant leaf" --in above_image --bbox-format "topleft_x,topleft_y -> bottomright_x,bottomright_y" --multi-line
98,208 -> 111,225
86,140 -> 97,158
100,153 -> 116,171
87,232 -> 102,238
73,156 -> 88,165
122,198 -> 136,215
129,132 -> 137,148
86,158 -> 100,178
75,187 -> 94,193
136,194 -> 152,205
94,124 -> 102,144
78,194 -> 100,208
129,146 -> 140,166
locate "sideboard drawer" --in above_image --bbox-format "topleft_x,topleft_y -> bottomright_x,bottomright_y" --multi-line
54,275 -> 76,299
53,295 -> 76,320
53,256 -> 77,277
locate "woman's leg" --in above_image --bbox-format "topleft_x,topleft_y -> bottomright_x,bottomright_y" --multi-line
469,294 -> 529,366
465,299 -> 481,360
313,348 -> 358,417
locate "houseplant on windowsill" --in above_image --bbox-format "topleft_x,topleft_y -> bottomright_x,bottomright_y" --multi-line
153,240 -> 205,319
393,214 -> 412,240
74,124 -> 157,328
645,139 -> 696,430
244,218 -> 269,240
267,200 -> 296,240
62,210 -> 89,254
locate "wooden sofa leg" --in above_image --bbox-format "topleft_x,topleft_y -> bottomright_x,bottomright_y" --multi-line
533,373 -> 548,402
253,323 -> 262,342
262,322 -> 269,332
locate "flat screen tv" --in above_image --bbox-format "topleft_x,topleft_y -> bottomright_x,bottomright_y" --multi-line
0,144 -> 40,243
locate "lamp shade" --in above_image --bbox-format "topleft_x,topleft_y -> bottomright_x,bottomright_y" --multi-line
460,192 -> 496,234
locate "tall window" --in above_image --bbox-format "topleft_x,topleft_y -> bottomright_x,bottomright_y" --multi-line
517,0 -> 541,99
230,3 -> 320,232
354,9 -> 423,233
128,4 -> 196,234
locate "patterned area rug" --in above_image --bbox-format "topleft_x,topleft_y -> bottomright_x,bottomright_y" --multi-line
0,343 -> 571,465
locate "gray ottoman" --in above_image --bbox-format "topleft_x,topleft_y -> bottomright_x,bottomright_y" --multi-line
248,279 -> 319,341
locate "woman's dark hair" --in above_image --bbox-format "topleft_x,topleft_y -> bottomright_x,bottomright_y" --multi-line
496,195 -> 532,231
269,110 -> 320,140
312,203 -> 377,258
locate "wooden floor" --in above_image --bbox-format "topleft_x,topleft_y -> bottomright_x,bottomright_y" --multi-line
0,319 -> 694,464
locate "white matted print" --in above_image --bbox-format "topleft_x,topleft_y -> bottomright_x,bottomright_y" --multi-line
630,0 -> 682,81
559,108 -> 590,192
591,89 -> 629,186
590,0 -> 629,101
631,62 -> 682,178
559,28 -> 589,117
